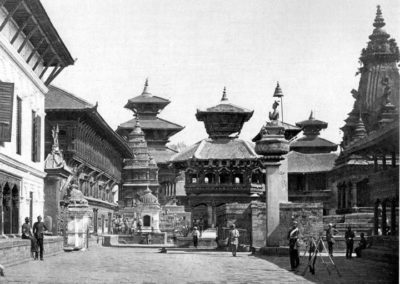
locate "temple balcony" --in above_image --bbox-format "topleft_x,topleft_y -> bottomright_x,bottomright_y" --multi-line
185,183 -> 264,195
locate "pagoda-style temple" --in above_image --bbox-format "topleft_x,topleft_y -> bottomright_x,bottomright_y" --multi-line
330,5 -> 399,231
287,111 -> 338,214
171,88 -> 265,229
117,80 -> 184,203
44,85 -> 133,235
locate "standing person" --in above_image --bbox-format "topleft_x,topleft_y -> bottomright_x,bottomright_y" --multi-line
21,217 -> 38,259
192,227 -> 200,248
229,224 -> 240,257
288,221 -> 300,271
355,233 -> 367,257
137,219 -> 143,233
33,216 -> 48,261
326,223 -> 339,257
345,226 -> 355,259
199,218 -> 204,237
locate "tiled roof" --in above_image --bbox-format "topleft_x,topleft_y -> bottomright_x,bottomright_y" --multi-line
125,94 -> 170,104
45,85 -> 132,158
46,85 -> 93,110
170,138 -> 258,162
149,147 -> 178,164
287,151 -> 338,173
203,102 -> 252,113
118,117 -> 184,130
290,136 -> 337,150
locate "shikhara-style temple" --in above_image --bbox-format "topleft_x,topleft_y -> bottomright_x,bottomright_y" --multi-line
330,5 -> 399,233
117,79 -> 184,204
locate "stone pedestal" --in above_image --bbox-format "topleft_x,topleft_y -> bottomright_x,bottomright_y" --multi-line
65,205 -> 91,250
63,184 -> 91,251
254,121 -> 289,247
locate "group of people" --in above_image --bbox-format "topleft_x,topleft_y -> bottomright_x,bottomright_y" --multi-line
113,216 -> 142,235
21,216 -> 48,261
192,224 -> 240,257
287,222 -> 369,271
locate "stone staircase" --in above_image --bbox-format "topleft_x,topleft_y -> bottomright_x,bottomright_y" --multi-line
323,212 -> 374,237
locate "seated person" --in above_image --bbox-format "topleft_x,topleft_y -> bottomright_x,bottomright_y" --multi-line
355,233 -> 367,257
21,217 -> 38,259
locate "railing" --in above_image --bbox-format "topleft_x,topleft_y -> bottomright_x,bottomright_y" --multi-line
185,183 -> 264,194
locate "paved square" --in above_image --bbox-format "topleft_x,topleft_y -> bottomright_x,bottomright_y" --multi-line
3,247 -> 396,284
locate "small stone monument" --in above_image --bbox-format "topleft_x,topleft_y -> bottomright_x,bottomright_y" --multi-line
64,183 -> 91,251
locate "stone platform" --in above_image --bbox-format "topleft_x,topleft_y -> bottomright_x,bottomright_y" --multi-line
0,236 -> 64,267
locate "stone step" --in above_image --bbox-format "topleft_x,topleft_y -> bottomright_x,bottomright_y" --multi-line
344,212 -> 374,219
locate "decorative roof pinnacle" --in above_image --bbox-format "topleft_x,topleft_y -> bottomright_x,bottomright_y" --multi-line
273,81 -> 283,98
373,5 -> 385,28
221,86 -> 228,101
142,78 -> 151,96
309,110 -> 314,120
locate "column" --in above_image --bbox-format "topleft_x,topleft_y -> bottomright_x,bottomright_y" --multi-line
207,204 -> 213,228
93,208 -> 98,234
373,155 -> 378,172
391,198 -> 396,235
351,182 -> 357,208
374,199 -> 380,235
391,152 -> 396,168
382,154 -> 387,170
382,201 -> 387,235
108,212 -> 112,234
265,165 -> 281,246
0,188 -> 3,235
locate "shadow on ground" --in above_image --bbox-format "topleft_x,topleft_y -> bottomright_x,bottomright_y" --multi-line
253,253 -> 398,284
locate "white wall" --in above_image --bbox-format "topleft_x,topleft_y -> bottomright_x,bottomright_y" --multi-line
0,7 -> 48,233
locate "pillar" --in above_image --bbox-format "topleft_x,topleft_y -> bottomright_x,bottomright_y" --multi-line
207,204 -> 213,228
0,188 -> 3,235
93,208 -> 98,234
391,198 -> 396,235
108,212 -> 112,234
382,154 -> 387,170
374,199 -> 380,235
351,182 -> 357,208
382,200 -> 387,235
391,152 -> 396,168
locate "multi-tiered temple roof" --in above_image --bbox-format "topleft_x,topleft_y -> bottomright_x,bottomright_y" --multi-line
172,88 -> 257,162
117,79 -> 184,163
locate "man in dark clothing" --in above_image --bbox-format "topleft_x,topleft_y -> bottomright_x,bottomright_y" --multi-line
288,221 -> 300,270
33,216 -> 48,261
355,233 -> 367,257
345,226 -> 355,259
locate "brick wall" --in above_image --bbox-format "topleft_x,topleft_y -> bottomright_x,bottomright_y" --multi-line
275,202 -> 324,246
0,236 -> 64,267
250,201 -> 266,247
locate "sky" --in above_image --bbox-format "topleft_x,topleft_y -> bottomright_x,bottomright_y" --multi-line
41,0 -> 400,148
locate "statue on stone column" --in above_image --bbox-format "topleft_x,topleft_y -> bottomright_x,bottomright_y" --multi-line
269,100 -> 280,121
52,124 -> 60,150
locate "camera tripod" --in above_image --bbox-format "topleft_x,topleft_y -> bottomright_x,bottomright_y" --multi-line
301,236 -> 341,277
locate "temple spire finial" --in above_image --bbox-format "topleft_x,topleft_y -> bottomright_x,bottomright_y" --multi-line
273,81 -> 283,98
373,5 -> 385,28
221,86 -> 228,101
309,110 -> 314,120
142,78 -> 150,96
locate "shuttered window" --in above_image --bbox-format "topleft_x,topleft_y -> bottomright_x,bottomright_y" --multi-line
31,111 -> 41,162
0,81 -> 15,142
16,97 -> 22,154
31,112 -> 41,162
31,111 -> 36,161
